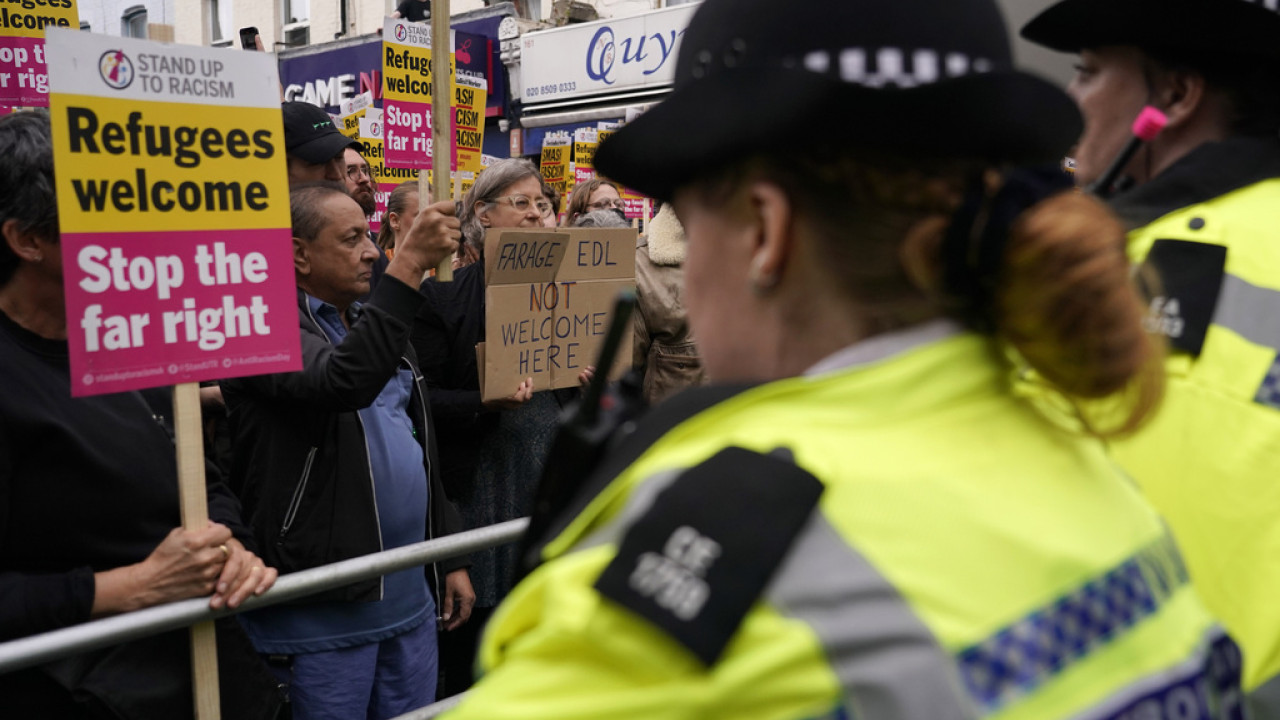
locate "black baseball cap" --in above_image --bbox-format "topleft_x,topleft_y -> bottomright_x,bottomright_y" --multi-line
282,101 -> 359,164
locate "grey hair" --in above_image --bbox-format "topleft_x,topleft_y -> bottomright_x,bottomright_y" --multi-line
572,209 -> 631,229
290,181 -> 350,242
459,158 -> 541,251
0,111 -> 58,288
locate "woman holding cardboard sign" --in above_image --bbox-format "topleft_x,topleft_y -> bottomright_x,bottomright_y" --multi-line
0,113 -> 281,717
438,0 -> 1241,717
412,157 -> 569,695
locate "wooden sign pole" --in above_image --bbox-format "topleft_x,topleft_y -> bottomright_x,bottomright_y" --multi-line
173,382 -> 221,719
429,0 -> 454,281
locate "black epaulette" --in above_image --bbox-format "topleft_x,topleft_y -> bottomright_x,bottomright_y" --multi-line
593,447 -> 824,666
1138,239 -> 1228,357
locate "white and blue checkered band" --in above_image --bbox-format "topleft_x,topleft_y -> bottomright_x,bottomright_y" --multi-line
956,534 -> 1192,713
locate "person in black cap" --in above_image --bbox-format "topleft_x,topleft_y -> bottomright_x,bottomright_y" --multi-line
282,101 -> 361,186
437,0 -> 1241,718
1024,1 -> 1280,707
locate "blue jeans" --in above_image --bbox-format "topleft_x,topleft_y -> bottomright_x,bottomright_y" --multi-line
267,620 -> 439,720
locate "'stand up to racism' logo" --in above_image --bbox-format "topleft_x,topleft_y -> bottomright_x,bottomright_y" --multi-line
98,50 -> 135,90
394,23 -> 408,42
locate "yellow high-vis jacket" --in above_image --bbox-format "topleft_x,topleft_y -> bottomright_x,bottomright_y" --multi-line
1111,137 -> 1280,704
445,324 -> 1240,720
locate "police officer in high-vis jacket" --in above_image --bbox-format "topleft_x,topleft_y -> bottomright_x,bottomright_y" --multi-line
1023,1 -> 1280,711
441,0 -> 1245,717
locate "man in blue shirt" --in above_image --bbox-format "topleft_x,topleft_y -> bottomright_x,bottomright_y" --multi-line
223,183 -> 474,719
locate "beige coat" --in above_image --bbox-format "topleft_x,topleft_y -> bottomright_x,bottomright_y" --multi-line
633,205 -> 708,405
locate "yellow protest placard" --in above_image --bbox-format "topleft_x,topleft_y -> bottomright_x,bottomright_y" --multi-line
455,71 -> 486,173
383,17 -> 456,171
339,90 -> 372,139
573,127 -> 598,186
46,28 -> 299,395
540,130 -> 570,207
1,0 -> 77,105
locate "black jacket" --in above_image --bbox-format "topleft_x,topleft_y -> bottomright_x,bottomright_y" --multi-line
223,277 -> 466,605
412,262 -> 495,499
0,311 -> 280,719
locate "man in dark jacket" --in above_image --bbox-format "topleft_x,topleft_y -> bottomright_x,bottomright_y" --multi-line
223,182 -> 472,719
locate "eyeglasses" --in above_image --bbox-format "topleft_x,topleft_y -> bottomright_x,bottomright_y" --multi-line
346,164 -> 372,180
490,194 -> 554,217
588,198 -> 625,211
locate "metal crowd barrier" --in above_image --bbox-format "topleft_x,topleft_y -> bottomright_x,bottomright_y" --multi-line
0,518 -> 529,675
393,691 -> 471,720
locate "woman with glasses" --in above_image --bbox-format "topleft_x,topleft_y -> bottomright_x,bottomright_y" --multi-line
411,158 -> 567,698
564,177 -> 624,226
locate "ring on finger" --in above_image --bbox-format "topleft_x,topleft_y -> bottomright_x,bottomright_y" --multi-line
218,544 -> 230,559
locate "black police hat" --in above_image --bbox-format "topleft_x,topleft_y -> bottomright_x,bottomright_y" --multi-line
595,0 -> 1082,201
282,101 -> 359,165
1022,0 -> 1280,58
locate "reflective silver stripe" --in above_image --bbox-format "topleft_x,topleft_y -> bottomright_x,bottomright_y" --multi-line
1249,671 -> 1280,720
766,513 -> 978,720
1214,274 -> 1280,351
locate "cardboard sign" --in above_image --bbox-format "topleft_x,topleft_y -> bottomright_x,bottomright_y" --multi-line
0,0 -> 76,106
455,71 -> 486,173
481,228 -> 635,400
382,17 -> 456,171
46,28 -> 300,397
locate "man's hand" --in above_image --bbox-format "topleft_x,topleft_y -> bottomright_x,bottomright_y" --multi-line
387,200 -> 461,286
440,569 -> 475,631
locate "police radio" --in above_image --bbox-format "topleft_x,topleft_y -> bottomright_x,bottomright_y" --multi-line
516,291 -> 645,578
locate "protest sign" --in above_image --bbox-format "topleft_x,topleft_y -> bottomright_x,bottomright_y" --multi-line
621,187 -> 650,220
360,110 -> 390,236
338,89 -> 373,139
480,228 -> 635,400
572,127 -> 598,185
455,70 -> 486,173
382,17 -> 456,172
362,108 -> 418,189
0,0 -> 76,106
540,131 -> 570,215
46,28 -> 300,398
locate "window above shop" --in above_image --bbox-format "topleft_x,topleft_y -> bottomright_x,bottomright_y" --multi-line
282,0 -> 309,25
207,0 -> 233,46
122,6 -> 148,38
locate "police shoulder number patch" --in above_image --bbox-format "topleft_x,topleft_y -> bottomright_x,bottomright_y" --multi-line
593,446 -> 824,666
1139,239 -> 1228,357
